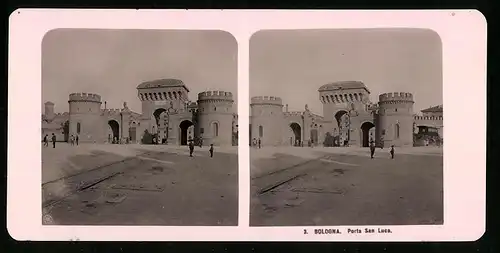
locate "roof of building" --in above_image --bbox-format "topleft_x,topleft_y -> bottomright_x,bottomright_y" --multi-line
318,81 -> 370,93
136,78 -> 189,91
421,105 -> 443,113
42,120 -> 62,130
44,101 -> 54,105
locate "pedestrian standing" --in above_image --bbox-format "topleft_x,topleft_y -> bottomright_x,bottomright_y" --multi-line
189,140 -> 195,157
51,133 -> 56,148
370,140 -> 376,159
76,135 -> 79,146
43,134 -> 48,147
199,137 -> 203,148
209,144 -> 214,158
258,138 -> 261,149
70,135 -> 74,146
390,145 -> 395,159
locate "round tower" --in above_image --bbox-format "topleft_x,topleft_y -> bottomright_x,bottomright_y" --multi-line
68,93 -> 102,143
250,96 -> 285,146
44,101 -> 55,120
377,92 -> 414,147
197,90 -> 234,146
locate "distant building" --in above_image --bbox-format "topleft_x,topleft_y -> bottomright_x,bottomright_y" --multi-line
42,79 -> 237,146
414,104 -> 444,141
250,81 -> 443,147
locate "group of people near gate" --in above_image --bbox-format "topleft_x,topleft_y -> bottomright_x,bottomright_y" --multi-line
251,138 -> 262,149
369,138 -> 395,159
43,133 -> 80,148
187,139 -> 214,158
42,133 -> 57,148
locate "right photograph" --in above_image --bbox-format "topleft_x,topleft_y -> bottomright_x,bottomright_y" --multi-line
249,29 -> 444,226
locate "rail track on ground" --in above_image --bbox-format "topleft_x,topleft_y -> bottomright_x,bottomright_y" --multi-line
42,151 -> 152,211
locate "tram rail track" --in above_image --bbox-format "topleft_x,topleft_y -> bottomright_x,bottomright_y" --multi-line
42,151 -> 152,210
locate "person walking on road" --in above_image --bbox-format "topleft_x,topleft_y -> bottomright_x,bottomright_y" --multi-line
390,145 -> 395,159
370,139 -> 376,159
43,134 -> 49,147
51,133 -> 56,148
76,134 -> 79,146
189,140 -> 195,157
209,144 -> 214,158
258,138 -> 261,149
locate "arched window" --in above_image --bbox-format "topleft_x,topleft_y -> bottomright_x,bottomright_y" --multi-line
213,122 -> 219,137
259,125 -> 263,138
395,123 -> 400,139
77,122 -> 81,134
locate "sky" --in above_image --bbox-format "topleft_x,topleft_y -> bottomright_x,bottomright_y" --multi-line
42,29 -> 238,114
250,28 -> 443,115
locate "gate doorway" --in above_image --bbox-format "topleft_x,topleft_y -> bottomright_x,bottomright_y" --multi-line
361,122 -> 375,147
108,120 -> 120,143
290,122 -> 301,146
129,127 -> 136,142
310,129 -> 318,145
179,120 -> 194,145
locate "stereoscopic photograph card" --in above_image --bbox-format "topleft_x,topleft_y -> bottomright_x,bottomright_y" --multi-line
7,9 -> 486,241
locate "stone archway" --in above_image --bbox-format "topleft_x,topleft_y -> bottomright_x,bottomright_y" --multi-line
290,122 -> 301,146
360,121 -> 375,147
334,110 -> 349,142
179,120 -> 194,145
108,120 -> 120,143
334,110 -> 348,128
153,108 -> 167,128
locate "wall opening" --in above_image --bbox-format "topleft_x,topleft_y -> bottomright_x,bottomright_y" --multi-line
290,122 -> 301,146
63,120 -> 69,142
108,120 -> 120,143
361,121 -> 375,147
129,127 -> 136,142
335,110 -> 349,142
153,108 -> 167,128
77,122 -> 81,134
259,125 -> 263,138
395,123 -> 400,139
310,129 -> 318,144
212,122 -> 219,137
179,120 -> 194,145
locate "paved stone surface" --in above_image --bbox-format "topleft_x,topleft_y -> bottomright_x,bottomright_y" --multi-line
42,144 -> 238,226
250,148 -> 443,226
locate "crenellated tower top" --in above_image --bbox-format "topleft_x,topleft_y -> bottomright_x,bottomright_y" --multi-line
69,93 -> 102,103
250,96 -> 283,106
378,92 -> 414,104
197,90 -> 234,103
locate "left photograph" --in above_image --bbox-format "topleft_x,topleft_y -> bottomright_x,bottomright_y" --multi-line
41,29 -> 239,226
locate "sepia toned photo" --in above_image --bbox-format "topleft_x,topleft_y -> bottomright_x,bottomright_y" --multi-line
249,29 -> 444,226
8,9 -> 486,241
41,29 -> 239,226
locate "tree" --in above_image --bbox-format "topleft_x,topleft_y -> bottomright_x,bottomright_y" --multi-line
141,129 -> 154,144
323,132 -> 335,147
63,121 -> 69,142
